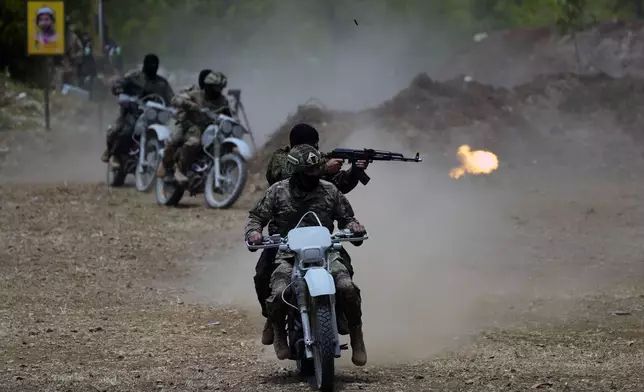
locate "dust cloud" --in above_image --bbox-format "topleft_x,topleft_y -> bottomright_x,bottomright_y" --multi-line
179,107 -> 644,367
163,0 -> 461,147
328,128 -> 514,363
0,112 -> 108,184
3,1 -> 457,183
323,118 -> 644,365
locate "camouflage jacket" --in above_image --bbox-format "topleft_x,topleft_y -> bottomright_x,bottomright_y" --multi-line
245,179 -> 361,237
111,69 -> 174,105
266,145 -> 361,194
170,85 -> 230,129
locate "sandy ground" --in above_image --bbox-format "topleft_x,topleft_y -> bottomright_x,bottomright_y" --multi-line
1,150 -> 644,392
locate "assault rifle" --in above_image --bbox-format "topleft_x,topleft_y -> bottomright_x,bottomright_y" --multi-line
323,148 -> 423,185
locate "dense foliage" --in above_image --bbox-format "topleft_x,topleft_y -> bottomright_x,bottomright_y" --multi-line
2,0 -> 644,84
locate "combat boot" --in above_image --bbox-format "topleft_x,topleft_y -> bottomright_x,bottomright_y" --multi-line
174,168 -> 188,184
108,156 -> 121,169
261,319 -> 274,345
272,321 -> 290,360
100,149 -> 110,163
349,325 -> 367,366
156,163 -> 167,178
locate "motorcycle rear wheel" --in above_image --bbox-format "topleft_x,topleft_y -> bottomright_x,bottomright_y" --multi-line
106,161 -> 127,187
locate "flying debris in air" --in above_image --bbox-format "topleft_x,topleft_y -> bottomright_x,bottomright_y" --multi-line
354,19 -> 358,26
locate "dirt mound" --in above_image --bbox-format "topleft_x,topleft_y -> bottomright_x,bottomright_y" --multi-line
251,19 -> 644,168
372,73 -> 520,148
438,20 -> 644,86
253,69 -> 644,178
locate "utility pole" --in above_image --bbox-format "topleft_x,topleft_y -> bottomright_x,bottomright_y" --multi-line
98,0 -> 104,50
90,0 -> 104,57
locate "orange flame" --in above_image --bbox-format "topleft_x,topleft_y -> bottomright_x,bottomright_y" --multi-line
449,145 -> 499,179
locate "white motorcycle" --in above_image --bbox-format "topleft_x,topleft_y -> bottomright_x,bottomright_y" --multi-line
106,93 -> 175,192
246,211 -> 368,392
154,95 -> 254,208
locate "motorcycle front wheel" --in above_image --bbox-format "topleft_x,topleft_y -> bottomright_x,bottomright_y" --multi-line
204,152 -> 247,209
312,297 -> 335,392
135,138 -> 162,193
155,175 -> 185,206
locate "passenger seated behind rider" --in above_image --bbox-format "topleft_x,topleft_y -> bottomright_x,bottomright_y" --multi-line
255,123 -> 370,347
101,54 -> 174,168
245,144 -> 368,366
157,69 -> 230,184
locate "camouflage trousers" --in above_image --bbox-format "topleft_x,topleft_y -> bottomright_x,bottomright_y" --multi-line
266,250 -> 363,329
161,121 -> 203,173
254,246 -> 354,318
106,110 -> 145,156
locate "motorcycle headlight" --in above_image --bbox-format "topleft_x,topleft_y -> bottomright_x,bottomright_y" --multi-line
145,108 -> 157,121
232,124 -> 246,139
201,125 -> 217,147
220,119 -> 234,136
157,110 -> 171,124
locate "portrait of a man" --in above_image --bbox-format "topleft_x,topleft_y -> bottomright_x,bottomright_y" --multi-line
27,1 -> 65,55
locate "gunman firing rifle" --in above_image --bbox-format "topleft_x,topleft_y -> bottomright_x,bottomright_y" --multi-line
323,148 -> 423,185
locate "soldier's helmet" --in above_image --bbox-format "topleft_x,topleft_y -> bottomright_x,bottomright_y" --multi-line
200,70 -> 227,91
287,144 -> 323,175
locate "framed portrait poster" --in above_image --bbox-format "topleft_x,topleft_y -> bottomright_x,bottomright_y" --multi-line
27,1 -> 66,56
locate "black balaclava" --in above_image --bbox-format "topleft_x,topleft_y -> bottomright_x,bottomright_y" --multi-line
289,123 -> 319,149
291,168 -> 321,191
198,69 -> 222,101
204,85 -> 222,101
198,69 -> 212,89
142,54 -> 159,79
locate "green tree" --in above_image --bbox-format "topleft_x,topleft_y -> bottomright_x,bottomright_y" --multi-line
1,0 -> 641,84
613,0 -> 644,18
555,0 -> 595,71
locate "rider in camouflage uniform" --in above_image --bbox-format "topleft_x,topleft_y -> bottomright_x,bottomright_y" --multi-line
157,69 -> 230,184
265,123 -> 366,192
255,123 -> 369,346
101,54 -> 174,168
245,144 -> 368,366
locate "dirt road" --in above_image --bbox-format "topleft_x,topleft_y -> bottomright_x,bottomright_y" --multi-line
1,160 -> 643,392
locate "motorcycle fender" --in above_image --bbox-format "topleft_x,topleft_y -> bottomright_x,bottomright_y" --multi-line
148,124 -> 172,142
303,268 -> 336,297
222,137 -> 253,160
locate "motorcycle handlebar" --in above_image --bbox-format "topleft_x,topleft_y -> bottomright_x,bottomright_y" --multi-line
145,100 -> 176,114
117,93 -> 138,104
245,231 -> 369,251
119,94 -> 175,114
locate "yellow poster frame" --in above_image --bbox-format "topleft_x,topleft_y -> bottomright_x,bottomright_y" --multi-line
27,0 -> 66,56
